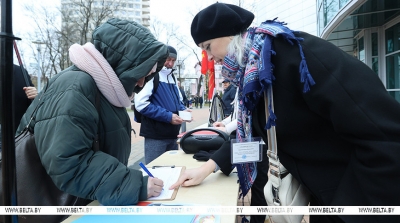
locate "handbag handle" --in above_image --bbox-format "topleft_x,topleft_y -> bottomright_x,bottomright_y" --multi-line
264,87 -> 278,159
264,87 -> 289,206
180,128 -> 230,142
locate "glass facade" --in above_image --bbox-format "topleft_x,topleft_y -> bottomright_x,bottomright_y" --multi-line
371,32 -> 378,75
358,37 -> 365,63
317,0 -> 400,102
386,23 -> 400,54
317,0 -> 350,33
386,23 -> 400,101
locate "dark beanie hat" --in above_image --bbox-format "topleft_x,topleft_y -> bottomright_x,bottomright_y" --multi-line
191,3 -> 254,45
167,46 -> 177,59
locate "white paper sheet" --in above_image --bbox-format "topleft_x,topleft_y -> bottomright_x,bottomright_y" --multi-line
141,166 -> 183,200
178,111 -> 192,121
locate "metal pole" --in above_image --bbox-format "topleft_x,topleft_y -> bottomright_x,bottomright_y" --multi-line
32,41 -> 45,92
37,46 -> 41,92
1,0 -> 20,222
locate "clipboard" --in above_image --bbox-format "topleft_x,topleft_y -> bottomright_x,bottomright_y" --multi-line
140,165 -> 186,201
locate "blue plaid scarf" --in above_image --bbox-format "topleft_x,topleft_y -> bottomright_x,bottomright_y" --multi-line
222,19 -> 315,198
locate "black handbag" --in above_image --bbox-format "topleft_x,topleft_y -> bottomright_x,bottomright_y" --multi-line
180,128 -> 230,154
0,87 -> 100,223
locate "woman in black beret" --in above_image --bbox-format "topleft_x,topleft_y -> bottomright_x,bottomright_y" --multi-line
172,3 -> 400,223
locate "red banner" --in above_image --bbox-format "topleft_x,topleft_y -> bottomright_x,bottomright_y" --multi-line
208,60 -> 215,100
201,50 -> 208,75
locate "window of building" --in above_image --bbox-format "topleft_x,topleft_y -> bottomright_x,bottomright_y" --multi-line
386,23 -> 400,54
371,32 -> 378,74
385,23 -> 400,102
317,0 -> 351,34
358,37 -> 365,63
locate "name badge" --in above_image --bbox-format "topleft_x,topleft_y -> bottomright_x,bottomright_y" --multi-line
231,137 -> 262,164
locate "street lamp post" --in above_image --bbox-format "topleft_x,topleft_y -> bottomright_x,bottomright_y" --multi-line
174,60 -> 186,133
32,40 -> 46,92
175,59 -> 185,84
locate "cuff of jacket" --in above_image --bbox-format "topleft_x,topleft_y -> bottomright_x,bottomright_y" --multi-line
139,175 -> 149,201
224,119 -> 237,135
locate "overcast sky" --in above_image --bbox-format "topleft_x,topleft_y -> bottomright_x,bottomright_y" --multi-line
11,0 -> 228,73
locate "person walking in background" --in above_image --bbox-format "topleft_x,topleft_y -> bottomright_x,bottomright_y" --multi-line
172,2 -> 400,223
17,19 -> 167,209
135,46 -> 192,164
198,95 -> 203,108
177,81 -> 188,106
194,95 -> 199,108
188,97 -> 193,109
221,78 -> 236,118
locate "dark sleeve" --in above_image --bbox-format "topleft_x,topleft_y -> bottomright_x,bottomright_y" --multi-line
12,65 -> 33,132
210,131 -> 236,175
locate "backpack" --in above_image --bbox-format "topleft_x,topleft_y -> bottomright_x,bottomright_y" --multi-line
132,72 -> 176,123
208,94 -> 226,126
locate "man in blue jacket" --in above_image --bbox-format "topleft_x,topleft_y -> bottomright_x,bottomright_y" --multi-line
135,46 -> 191,164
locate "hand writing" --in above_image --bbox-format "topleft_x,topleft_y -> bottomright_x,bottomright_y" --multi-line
147,177 -> 164,198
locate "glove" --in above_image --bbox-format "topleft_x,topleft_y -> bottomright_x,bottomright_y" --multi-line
193,150 -> 217,161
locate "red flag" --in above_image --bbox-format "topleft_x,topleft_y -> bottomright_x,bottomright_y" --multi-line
201,50 -> 208,75
208,59 -> 215,100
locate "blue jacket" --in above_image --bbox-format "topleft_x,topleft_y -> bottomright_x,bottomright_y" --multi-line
134,67 -> 186,139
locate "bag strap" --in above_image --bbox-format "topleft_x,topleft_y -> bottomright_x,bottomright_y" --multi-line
13,40 -> 31,87
264,87 -> 288,205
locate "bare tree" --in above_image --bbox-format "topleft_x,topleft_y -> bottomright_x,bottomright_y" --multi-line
149,17 -> 166,40
22,0 -> 122,83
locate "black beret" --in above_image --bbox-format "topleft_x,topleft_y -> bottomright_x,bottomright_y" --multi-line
191,3 -> 254,45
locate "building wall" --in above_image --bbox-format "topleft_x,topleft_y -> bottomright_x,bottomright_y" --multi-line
256,0 -> 317,35
61,0 -> 147,27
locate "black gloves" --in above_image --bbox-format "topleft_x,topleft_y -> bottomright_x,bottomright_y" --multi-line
193,150 -> 217,161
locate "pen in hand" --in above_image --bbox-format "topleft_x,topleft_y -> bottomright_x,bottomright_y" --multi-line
139,162 -> 154,177
139,162 -> 164,191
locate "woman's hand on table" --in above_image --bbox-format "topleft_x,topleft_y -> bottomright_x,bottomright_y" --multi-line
212,122 -> 225,127
212,122 -> 226,132
169,159 -> 216,189
147,177 -> 164,198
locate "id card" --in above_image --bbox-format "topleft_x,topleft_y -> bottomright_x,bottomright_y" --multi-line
231,137 -> 263,164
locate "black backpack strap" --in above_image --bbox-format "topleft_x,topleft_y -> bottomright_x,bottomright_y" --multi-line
152,73 -> 160,94
171,73 -> 177,84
